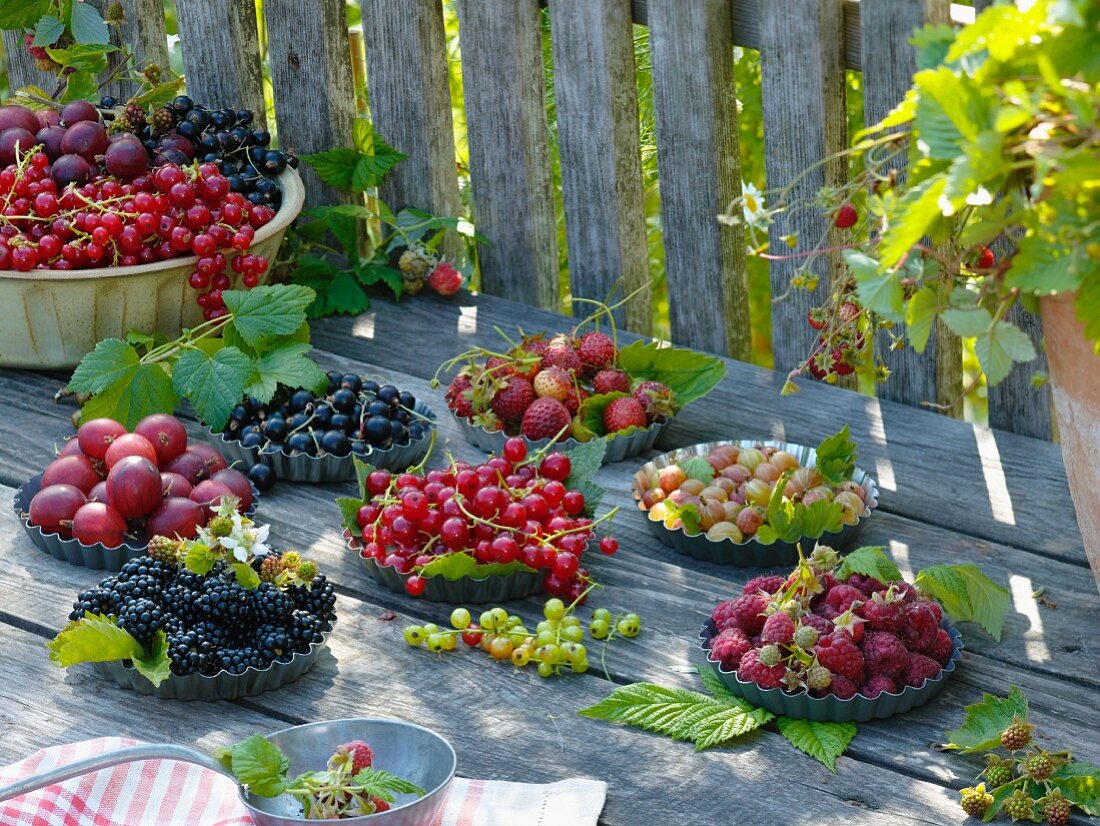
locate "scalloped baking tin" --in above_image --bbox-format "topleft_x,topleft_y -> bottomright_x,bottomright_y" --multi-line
633,439 -> 879,567
211,401 -> 437,483
699,619 -> 963,722
13,474 -> 259,572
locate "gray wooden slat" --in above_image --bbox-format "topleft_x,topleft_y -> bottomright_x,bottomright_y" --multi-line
758,0 -> 847,374
174,0 -> 265,121
360,0 -> 460,219
88,0 -> 168,101
2,30 -> 59,96
263,0 -> 357,208
547,0 -> 651,335
861,0 -> 963,416
647,0 -> 750,359
453,0 -> 558,311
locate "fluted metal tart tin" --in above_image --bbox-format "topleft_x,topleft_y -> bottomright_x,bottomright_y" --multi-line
453,410 -> 668,464
91,631 -> 331,701
211,401 -> 437,482
13,473 -> 259,572
699,619 -> 963,722
633,439 -> 879,566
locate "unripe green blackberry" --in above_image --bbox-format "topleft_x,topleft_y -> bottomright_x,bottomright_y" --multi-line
959,784 -> 993,818
206,516 -> 233,538
981,754 -> 1013,788
806,665 -> 832,691
1001,718 -> 1034,751
281,550 -> 302,570
151,106 -> 174,132
757,644 -> 782,667
298,561 -> 317,582
1022,751 -> 1054,781
793,624 -> 819,650
1040,791 -> 1071,826
1003,790 -> 1035,822
146,536 -> 180,565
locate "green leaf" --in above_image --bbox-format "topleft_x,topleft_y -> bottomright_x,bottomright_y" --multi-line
349,123 -> 406,191
616,340 -> 726,407
245,342 -> 328,404
131,631 -> 171,686
835,546 -> 902,583
562,438 -> 607,488
579,391 -> 626,437
877,177 -> 948,268
230,562 -> 261,589
356,262 -> 404,300
0,0 -> 51,28
302,147 -> 359,191
46,43 -> 112,72
48,614 -> 143,667
230,735 -> 290,798
68,339 -> 140,394
1050,763 -> 1100,816
351,767 -> 425,804
309,271 -> 371,318
942,686 -> 1028,752
329,211 -> 360,261
127,77 -> 186,107
847,250 -> 905,322
290,254 -> 340,286
815,426 -> 857,485
974,322 -> 1037,386
799,498 -> 845,539
680,455 -> 716,484
224,285 -> 315,347
69,1 -> 108,44
911,67 -> 986,159
982,779 -> 1027,822
916,564 -> 1010,640
61,69 -> 98,104
941,306 -> 993,338
1006,231 -> 1086,295
905,286 -> 939,353
33,14 -> 64,46
776,717 -> 856,772
352,457 -> 374,500
337,496 -> 364,535
172,346 -> 253,431
80,363 -> 176,429
184,542 -> 216,576
417,552 -> 536,581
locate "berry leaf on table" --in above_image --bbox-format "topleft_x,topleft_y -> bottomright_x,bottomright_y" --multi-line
1049,763 -> 1100,817
223,285 -> 314,347
226,735 -> 291,798
562,438 -> 607,489
941,687 -> 1029,753
417,551 -> 536,582
814,425 -> 857,485
351,767 -> 426,803
679,456 -> 716,484
775,717 -> 856,772
172,346 -> 253,431
47,614 -> 172,687
835,545 -> 903,583
131,631 -> 172,687
915,564 -> 1010,640
616,341 -> 726,407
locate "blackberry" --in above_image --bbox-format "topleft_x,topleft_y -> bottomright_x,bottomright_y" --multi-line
117,598 -> 164,648
1040,791 -> 1071,826
1003,790 -> 1035,822
124,103 -> 146,126
199,577 -> 254,624
69,586 -> 119,621
1001,718 -> 1034,751
151,107 -> 175,133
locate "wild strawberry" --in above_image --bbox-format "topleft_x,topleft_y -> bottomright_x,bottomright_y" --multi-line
541,339 -> 583,374
577,331 -> 616,369
834,203 -> 858,229
807,308 -> 827,330
532,366 -> 571,400
976,246 -> 995,270
328,740 -> 373,773
427,261 -> 463,295
593,369 -> 631,395
446,374 -> 474,418
838,301 -> 860,323
831,346 -> 855,375
520,397 -> 571,440
632,380 -> 675,423
563,385 -> 587,415
603,396 -> 647,433
489,377 -> 536,424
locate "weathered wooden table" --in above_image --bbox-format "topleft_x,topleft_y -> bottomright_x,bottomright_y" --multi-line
1,291 -> 1097,825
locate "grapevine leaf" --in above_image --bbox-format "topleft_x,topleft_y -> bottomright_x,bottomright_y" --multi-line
68,339 -> 140,394
916,564 -> 1010,640
351,767 -> 425,803
1050,763 -> 1100,816
245,342 -> 328,404
301,147 -> 359,191
680,456 -> 716,484
579,392 -> 627,437
33,14 -> 63,46
69,0 -> 108,44
223,285 -> 316,347
941,686 -> 1028,753
835,546 -> 902,583
48,614 -> 144,666
229,735 -> 290,798
616,340 -> 726,407
775,717 -> 856,772
80,362 -> 176,429
815,426 -> 857,485
417,552 -> 535,581
172,346 -> 253,431
562,438 -> 607,488
131,631 -> 171,687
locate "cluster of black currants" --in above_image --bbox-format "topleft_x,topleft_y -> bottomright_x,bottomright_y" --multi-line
68,557 -> 337,678
224,372 -> 431,465
101,94 -> 296,209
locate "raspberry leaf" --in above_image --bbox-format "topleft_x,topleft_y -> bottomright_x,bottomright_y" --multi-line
131,631 -> 172,687
616,341 -> 726,407
942,686 -> 1028,753
776,717 -> 856,772
47,614 -> 172,687
916,563 -> 1010,640
227,735 -> 290,798
1049,763 -> 1100,816
417,551 -> 535,581
351,767 -> 426,803
835,546 -> 902,583
301,147 -> 360,191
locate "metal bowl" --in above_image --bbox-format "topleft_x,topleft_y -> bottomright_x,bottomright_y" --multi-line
452,410 -> 668,464
699,618 -> 963,722
211,401 -> 437,483
13,473 -> 260,571
242,718 -> 456,825
633,439 -> 879,566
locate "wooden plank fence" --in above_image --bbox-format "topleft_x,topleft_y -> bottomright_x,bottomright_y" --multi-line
0,0 -> 1050,439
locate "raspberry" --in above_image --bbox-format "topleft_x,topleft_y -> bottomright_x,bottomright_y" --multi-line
902,652 -> 941,687
532,366 -> 572,400
576,331 -> 615,369
446,375 -> 474,418
861,631 -> 910,679
541,341 -> 583,374
800,613 -> 834,638
602,396 -> 647,433
792,624 -> 819,650
520,397 -> 572,440
845,573 -> 885,596
427,261 -> 463,296
1002,790 -> 1035,822
892,581 -> 919,603
398,247 -> 434,278
1000,718 -> 1034,751
814,633 -> 865,683
146,536 -> 180,565
829,674 -> 857,699
1040,791 -> 1071,826
632,380 -> 675,423
823,584 -> 865,619
711,593 -> 768,635
900,600 -> 939,652
1022,751 -> 1054,781
708,627 -> 751,670
757,644 -> 782,667
858,590 -> 905,632
805,665 -> 832,691
832,608 -> 865,644
982,755 -> 1014,788
859,674 -> 896,698
259,554 -> 285,583
328,740 -> 373,773
370,797 -> 391,813
736,648 -> 786,689
490,377 -> 536,424
593,369 -> 632,395
742,575 -> 785,596
761,612 -> 795,645
960,784 -> 993,818
928,627 -> 954,665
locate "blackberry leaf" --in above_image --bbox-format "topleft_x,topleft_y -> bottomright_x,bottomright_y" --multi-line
942,686 -> 1028,753
1049,763 -> 1100,816
352,767 -> 425,803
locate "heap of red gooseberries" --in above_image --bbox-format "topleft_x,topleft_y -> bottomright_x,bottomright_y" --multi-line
348,436 -> 619,600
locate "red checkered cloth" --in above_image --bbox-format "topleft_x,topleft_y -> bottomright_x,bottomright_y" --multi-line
1,738 -> 607,826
